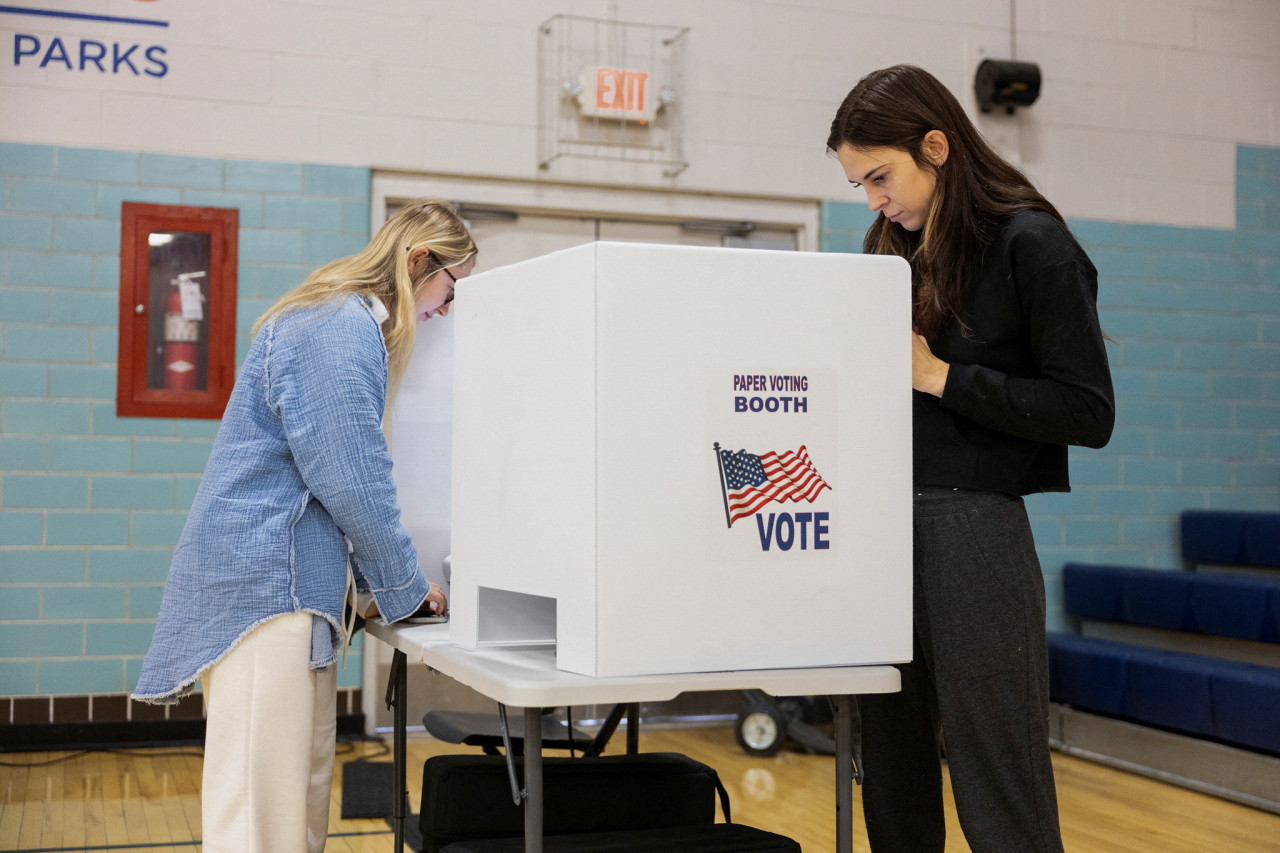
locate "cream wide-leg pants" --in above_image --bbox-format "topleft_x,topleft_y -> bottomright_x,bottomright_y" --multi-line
200,612 -> 337,853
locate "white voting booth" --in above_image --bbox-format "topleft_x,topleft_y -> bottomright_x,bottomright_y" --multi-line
438,242 -> 912,678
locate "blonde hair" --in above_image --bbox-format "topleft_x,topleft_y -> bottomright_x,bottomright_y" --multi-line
254,200 -> 477,398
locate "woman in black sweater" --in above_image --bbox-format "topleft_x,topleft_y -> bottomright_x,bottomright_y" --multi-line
827,65 -> 1114,852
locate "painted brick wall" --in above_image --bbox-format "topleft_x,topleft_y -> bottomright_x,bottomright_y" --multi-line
820,145 -> 1280,631
0,143 -> 371,713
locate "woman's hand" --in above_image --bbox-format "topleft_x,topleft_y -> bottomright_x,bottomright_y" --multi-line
363,582 -> 449,620
912,332 -> 949,398
417,582 -> 448,618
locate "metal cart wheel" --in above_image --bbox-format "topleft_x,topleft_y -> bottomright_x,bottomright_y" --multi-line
736,703 -> 787,757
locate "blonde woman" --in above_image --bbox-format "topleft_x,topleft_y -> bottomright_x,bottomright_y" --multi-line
134,200 -> 477,853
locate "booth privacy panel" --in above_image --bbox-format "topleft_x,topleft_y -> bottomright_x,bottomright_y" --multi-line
446,242 -> 912,677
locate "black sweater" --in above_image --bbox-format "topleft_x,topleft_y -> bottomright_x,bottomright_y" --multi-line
916,210 -> 1115,495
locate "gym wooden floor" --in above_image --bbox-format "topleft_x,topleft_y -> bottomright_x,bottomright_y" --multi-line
2,726 -> 1279,852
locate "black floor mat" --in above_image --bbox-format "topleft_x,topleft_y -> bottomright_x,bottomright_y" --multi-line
341,761 -> 394,819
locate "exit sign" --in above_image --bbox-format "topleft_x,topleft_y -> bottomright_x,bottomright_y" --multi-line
577,66 -> 659,122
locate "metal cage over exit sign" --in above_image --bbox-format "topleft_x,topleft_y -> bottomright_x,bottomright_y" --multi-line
539,14 -> 689,176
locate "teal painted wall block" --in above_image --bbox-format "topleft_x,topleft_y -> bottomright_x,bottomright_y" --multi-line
130,439 -> 213,474
342,200 -> 370,234
302,231 -> 367,266
179,189 -> 264,227
0,143 -> 55,177
1152,431 -> 1205,456
57,148 -> 139,183
131,511 -> 188,546
337,637 -> 363,687
96,184 -> 183,218
1094,490 -> 1151,515
1207,432 -> 1261,456
264,196 -> 344,231
0,213 -> 53,249
225,159 -> 302,193
0,662 -> 37,696
0,288 -> 51,323
302,164 -> 370,198
91,255 -> 119,291
4,399 -> 91,435
0,623 -> 83,658
174,476 -> 199,509
11,177 -> 97,216
1122,458 -> 1179,486
45,511 -> 129,546
1176,343 -> 1234,369
1069,456 -> 1122,485
1121,517 -> 1178,547
1237,402 -> 1280,429
0,581 -> 37,614
89,548 -> 172,583
1116,399 -> 1177,427
38,659 -> 125,696
52,216 -> 119,254
257,264 -> 310,298
4,473 -> 87,508
0,548 -> 85,583
48,438 -> 132,472
1179,400 -> 1235,427
48,364 -> 115,398
91,404 -> 176,437
48,290 -> 117,326
0,510 -> 43,545
86,621 -> 157,657
3,249 -> 94,287
1065,519 -> 1119,546
3,325 -> 90,361
239,228 -> 303,263
91,475 -> 174,510
139,154 -> 223,189
174,419 -> 219,438
0,435 -> 47,468
127,583 -> 164,619
42,583 -> 128,619
1236,462 -> 1280,486
1182,458 -> 1233,484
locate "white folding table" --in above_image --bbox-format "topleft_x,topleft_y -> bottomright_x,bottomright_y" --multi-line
368,619 -> 901,853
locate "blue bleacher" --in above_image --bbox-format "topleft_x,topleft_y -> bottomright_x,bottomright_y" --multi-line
1062,563 -> 1280,644
1181,510 -> 1280,569
1047,633 -> 1280,754
1050,510 -> 1280,759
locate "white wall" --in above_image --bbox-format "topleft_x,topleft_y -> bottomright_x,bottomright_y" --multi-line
2,0 -> 1278,227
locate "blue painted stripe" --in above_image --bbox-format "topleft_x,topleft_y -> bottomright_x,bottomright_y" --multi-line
0,5 -> 168,27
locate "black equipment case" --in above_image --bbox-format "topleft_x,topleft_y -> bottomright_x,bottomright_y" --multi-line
419,752 -> 800,852
439,823 -> 802,851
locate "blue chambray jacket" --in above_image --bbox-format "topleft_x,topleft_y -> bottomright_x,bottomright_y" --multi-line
132,294 -> 429,703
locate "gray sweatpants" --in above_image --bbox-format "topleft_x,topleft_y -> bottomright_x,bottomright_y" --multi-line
860,487 -> 1064,853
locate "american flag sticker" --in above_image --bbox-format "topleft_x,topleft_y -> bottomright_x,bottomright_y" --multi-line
715,443 -> 832,527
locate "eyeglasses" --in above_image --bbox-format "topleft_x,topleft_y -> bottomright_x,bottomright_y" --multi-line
440,266 -> 457,305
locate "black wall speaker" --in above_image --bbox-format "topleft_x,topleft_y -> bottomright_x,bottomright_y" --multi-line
975,59 -> 1041,113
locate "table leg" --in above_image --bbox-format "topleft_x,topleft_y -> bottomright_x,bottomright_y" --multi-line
387,649 -> 408,852
626,702 -> 639,755
834,694 -> 853,853
523,706 -> 543,853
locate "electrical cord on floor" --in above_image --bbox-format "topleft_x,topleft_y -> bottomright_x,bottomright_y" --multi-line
337,732 -> 390,762
0,746 -> 206,767
1,731 -> 387,767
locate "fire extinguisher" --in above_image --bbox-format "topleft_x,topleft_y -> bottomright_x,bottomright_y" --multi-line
163,274 -> 203,391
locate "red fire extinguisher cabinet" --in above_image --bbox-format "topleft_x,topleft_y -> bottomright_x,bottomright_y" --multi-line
117,203 -> 238,419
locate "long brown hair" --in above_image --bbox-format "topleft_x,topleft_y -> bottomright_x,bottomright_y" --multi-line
827,64 -> 1063,338
254,200 -> 476,399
